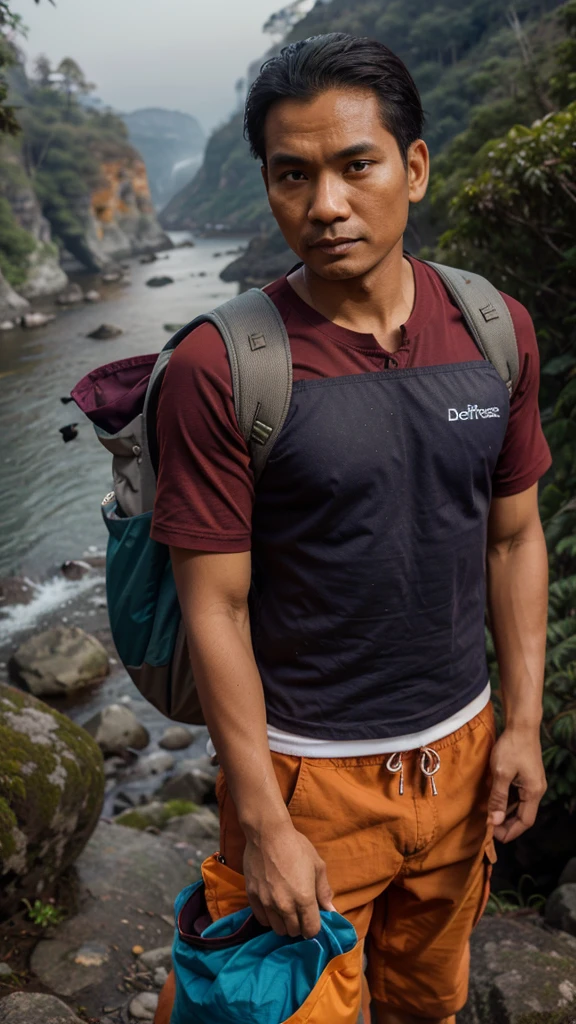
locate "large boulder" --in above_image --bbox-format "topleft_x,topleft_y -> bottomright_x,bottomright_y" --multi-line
0,684 -> 104,919
546,884 -> 576,937
82,704 -> 150,754
0,992 -> 86,1023
459,914 -> 576,1023
8,625 -> 109,697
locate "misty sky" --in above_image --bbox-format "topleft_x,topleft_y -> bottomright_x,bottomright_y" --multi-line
9,0 -> 281,134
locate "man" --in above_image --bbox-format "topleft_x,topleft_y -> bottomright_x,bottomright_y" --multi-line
151,33 -> 550,1024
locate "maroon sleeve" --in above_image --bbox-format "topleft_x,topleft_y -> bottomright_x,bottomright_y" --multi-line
150,322 -> 254,551
491,295 -> 552,498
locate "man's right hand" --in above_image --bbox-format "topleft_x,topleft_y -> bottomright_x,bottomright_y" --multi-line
243,821 -> 335,940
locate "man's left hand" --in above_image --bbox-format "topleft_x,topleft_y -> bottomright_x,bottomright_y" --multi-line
487,728 -> 547,842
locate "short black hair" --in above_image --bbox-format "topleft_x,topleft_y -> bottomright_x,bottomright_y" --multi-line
244,33 -> 424,167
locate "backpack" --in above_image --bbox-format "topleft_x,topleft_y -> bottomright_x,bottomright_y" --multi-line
71,261 -> 519,725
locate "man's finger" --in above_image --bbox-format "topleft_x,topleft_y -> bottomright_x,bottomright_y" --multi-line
315,861 -> 336,912
248,892 -> 270,929
487,772 -> 512,827
266,907 -> 288,936
297,901 -> 322,940
495,793 -> 540,842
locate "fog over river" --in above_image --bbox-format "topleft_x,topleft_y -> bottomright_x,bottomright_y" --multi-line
0,235 -> 246,580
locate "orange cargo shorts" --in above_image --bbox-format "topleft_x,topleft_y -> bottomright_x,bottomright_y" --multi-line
216,701 -> 497,1020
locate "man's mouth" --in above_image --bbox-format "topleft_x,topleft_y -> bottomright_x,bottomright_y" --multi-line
308,238 -> 360,255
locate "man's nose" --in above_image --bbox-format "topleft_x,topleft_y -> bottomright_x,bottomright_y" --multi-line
307,173 -> 350,224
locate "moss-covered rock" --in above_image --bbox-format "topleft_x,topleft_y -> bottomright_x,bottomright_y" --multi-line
0,683 -> 104,919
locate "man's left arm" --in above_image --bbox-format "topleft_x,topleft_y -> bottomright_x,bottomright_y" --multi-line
486,482 -> 548,842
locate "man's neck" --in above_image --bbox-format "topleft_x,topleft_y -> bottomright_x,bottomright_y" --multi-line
287,242 -> 415,353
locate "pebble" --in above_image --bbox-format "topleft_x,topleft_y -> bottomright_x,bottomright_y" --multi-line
153,966 -> 169,988
159,725 -> 195,751
0,961 -> 13,977
129,991 -> 159,1020
139,945 -> 173,972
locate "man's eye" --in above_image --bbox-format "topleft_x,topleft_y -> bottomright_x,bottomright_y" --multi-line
283,171 -> 307,182
349,161 -> 371,172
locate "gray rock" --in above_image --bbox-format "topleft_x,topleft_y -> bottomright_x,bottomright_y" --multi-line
114,801 -> 168,830
30,822 -> 195,1017
57,283 -> 84,306
0,683 -> 104,918
146,275 -> 174,287
87,323 -> 123,340
0,992 -> 85,1023
84,289 -> 101,302
153,966 -> 169,988
158,725 -> 195,751
8,625 -> 109,697
164,807 -> 220,843
131,751 -> 175,778
21,311 -> 56,328
158,767 -> 215,805
0,268 -> 29,322
560,858 -> 576,886
139,945 -> 173,972
459,913 -> 576,1023
82,704 -> 150,754
0,963 -> 12,978
545,884 -> 576,937
129,991 -> 159,1020
0,319 -> 16,331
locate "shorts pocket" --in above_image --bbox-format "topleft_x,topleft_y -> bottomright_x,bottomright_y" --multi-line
270,752 -> 308,816
281,939 -> 363,1024
473,839 -> 497,928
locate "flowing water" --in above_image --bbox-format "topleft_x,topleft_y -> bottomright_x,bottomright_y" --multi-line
0,234 -> 246,580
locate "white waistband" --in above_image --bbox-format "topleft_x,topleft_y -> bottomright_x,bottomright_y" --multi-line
265,683 -> 492,757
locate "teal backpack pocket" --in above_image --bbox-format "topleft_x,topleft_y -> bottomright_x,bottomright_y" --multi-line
102,497 -> 180,675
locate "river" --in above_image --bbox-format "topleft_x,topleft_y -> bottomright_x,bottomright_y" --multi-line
0,234 -> 246,579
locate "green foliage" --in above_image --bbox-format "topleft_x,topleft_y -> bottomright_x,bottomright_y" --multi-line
549,0 -> 576,105
22,897 -> 65,928
0,193 -> 34,286
435,89 -> 576,807
486,874 -> 547,915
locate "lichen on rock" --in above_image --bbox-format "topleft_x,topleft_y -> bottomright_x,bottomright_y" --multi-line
0,684 -> 105,919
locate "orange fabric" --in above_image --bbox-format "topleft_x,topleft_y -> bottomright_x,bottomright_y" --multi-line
217,701 -> 497,1020
154,968 -> 175,1024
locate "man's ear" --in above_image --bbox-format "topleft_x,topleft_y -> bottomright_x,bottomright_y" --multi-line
261,164 -> 269,193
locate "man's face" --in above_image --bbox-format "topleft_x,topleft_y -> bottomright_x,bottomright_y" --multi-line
262,87 -> 429,280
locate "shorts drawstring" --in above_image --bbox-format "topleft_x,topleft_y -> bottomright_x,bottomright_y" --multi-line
386,746 -> 441,796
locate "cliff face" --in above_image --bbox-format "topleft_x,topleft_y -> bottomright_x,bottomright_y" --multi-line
0,56 -> 172,285
122,108 -> 205,210
160,111 -> 270,234
0,143 -> 68,302
86,156 -> 171,265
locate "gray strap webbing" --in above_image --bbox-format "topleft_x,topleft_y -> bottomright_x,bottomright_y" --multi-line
205,288 -> 292,483
425,261 -> 519,396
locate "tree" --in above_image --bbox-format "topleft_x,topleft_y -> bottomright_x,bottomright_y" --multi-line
33,53 -> 52,87
1,0 -> 54,136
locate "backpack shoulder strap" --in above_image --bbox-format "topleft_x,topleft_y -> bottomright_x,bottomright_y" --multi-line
144,288 -> 292,490
423,261 -> 519,396
204,288 -> 293,482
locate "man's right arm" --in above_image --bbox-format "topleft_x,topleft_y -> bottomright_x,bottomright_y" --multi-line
170,546 -> 335,939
